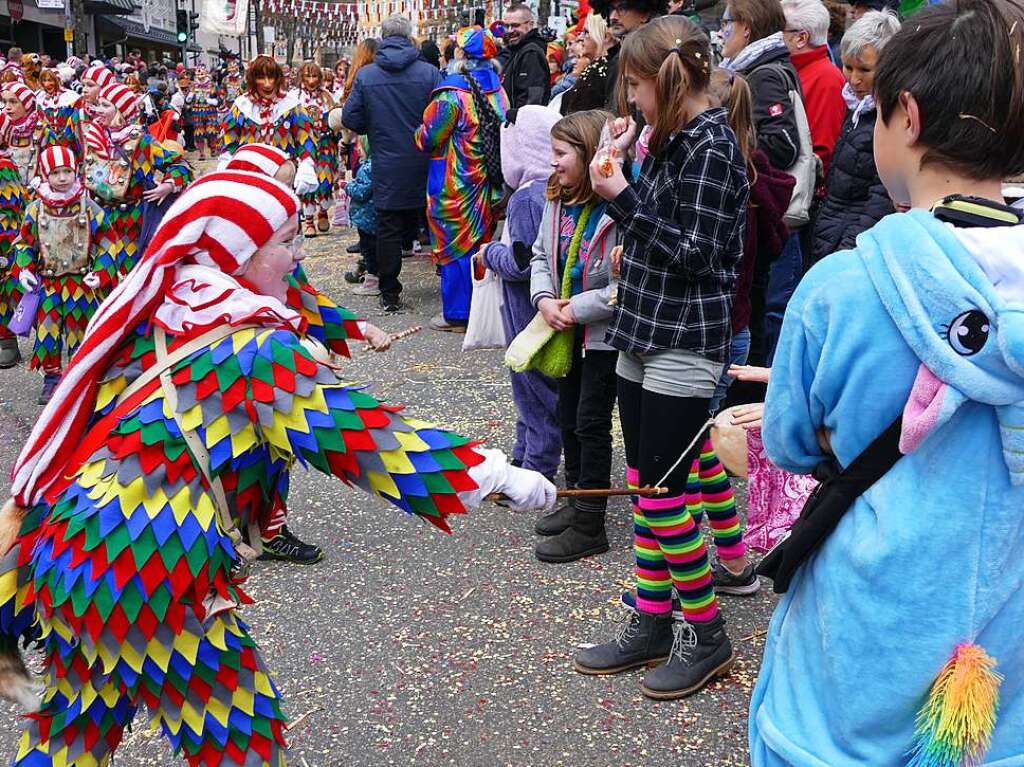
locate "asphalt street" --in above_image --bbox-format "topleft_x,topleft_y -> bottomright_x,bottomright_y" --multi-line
0,212 -> 777,767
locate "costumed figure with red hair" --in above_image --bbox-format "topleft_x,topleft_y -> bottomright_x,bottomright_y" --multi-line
20,53 -> 41,92
0,112 -> 27,368
11,145 -> 120,403
191,65 -> 220,160
296,61 -> 339,238
0,169 -> 554,766
220,55 -> 319,204
1,81 -> 41,188
83,81 -> 193,278
37,68 -> 84,160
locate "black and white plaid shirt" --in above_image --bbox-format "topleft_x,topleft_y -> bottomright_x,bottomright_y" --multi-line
606,107 -> 749,363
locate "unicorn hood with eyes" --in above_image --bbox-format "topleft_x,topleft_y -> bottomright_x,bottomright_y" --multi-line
750,207 -> 1024,767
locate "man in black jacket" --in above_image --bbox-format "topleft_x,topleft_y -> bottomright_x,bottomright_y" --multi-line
501,4 -> 551,114
591,0 -> 667,109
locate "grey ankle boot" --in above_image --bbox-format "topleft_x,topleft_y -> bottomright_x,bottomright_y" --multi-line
0,337 -> 20,368
641,613 -> 735,700
574,610 -> 674,675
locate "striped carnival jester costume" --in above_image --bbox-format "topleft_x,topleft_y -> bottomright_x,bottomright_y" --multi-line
11,146 -> 120,402
0,170 -> 554,767
0,113 -> 28,368
83,83 -> 193,278
191,67 -> 220,160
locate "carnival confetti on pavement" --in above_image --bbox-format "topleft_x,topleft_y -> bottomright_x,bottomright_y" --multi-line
0,186 -> 776,766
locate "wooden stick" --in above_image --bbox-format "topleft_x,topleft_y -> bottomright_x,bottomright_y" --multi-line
363,324 -> 422,351
485,485 -> 667,503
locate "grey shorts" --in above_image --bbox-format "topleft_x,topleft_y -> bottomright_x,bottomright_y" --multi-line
616,348 -> 721,399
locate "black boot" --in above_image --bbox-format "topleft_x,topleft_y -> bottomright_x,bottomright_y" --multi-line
38,373 -> 60,405
534,499 -> 575,536
574,610 -> 674,675
0,337 -> 20,368
535,510 -> 608,563
641,614 -> 735,700
345,242 -> 362,254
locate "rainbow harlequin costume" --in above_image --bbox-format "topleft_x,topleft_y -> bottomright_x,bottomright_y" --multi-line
191,75 -> 221,152
751,209 -> 1024,765
0,153 -> 26,330
414,56 -> 509,266
83,125 -> 193,277
297,87 -> 339,218
11,191 -> 119,372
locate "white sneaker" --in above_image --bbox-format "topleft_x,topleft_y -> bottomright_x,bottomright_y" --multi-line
352,275 -> 380,296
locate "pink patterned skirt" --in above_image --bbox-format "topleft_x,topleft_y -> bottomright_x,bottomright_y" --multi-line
743,428 -> 818,553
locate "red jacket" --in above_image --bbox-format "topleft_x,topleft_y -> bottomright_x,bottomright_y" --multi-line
790,46 -> 847,178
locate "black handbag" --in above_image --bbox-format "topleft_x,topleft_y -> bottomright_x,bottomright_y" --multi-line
755,416 -> 904,593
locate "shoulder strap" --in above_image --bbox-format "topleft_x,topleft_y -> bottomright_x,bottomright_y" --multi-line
153,326 -> 262,568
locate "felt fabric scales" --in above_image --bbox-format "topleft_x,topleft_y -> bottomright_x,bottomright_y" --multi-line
0,324 -> 484,766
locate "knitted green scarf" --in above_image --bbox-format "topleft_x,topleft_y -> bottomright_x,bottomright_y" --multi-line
532,202 -> 595,379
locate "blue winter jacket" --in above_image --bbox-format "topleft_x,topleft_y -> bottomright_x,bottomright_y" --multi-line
347,159 -> 377,235
341,36 -> 441,210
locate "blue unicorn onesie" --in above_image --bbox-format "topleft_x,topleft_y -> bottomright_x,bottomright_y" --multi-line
750,208 -> 1024,766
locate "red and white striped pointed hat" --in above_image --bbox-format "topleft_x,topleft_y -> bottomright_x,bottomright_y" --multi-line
3,81 -> 35,114
38,145 -> 77,176
11,170 -> 302,507
98,82 -> 139,122
82,62 -> 115,88
225,143 -> 291,177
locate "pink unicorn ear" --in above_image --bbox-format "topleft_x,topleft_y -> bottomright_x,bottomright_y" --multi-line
900,365 -> 965,454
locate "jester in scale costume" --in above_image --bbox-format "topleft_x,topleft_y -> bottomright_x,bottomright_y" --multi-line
190,67 -> 220,161
36,69 -> 83,161
0,170 -> 554,766
83,82 -> 193,277
11,146 -> 120,404
0,112 -> 27,368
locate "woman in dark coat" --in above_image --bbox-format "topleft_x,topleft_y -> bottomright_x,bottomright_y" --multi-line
810,10 -> 901,263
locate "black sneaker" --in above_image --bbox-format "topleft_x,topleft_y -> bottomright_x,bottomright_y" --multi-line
0,337 -> 20,368
535,515 -> 609,563
259,526 -> 324,565
380,295 -> 402,313
712,562 -> 761,596
640,614 -> 735,699
38,373 -> 60,405
534,502 -> 574,536
344,259 -> 366,284
574,610 -> 674,675
620,590 -> 685,622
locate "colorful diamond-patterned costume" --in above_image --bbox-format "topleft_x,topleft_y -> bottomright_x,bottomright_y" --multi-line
83,125 -> 193,277
37,90 -> 84,160
0,152 -> 27,331
190,73 -> 220,153
220,91 -> 316,170
10,190 -> 120,372
296,88 -> 338,215
0,170 -> 553,767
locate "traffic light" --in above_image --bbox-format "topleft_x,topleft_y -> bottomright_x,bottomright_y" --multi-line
176,9 -> 188,43
189,11 -> 199,36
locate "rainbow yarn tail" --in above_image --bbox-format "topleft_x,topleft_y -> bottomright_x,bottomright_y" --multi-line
907,643 -> 1002,767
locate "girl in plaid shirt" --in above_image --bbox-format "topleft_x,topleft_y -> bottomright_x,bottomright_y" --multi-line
573,16 -> 753,700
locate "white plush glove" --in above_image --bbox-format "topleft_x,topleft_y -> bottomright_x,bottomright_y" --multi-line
216,153 -> 232,171
460,448 -> 557,512
294,157 -> 319,196
19,271 -> 39,292
83,272 -> 101,290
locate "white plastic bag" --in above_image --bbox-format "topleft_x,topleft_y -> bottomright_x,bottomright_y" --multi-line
463,253 -> 505,351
